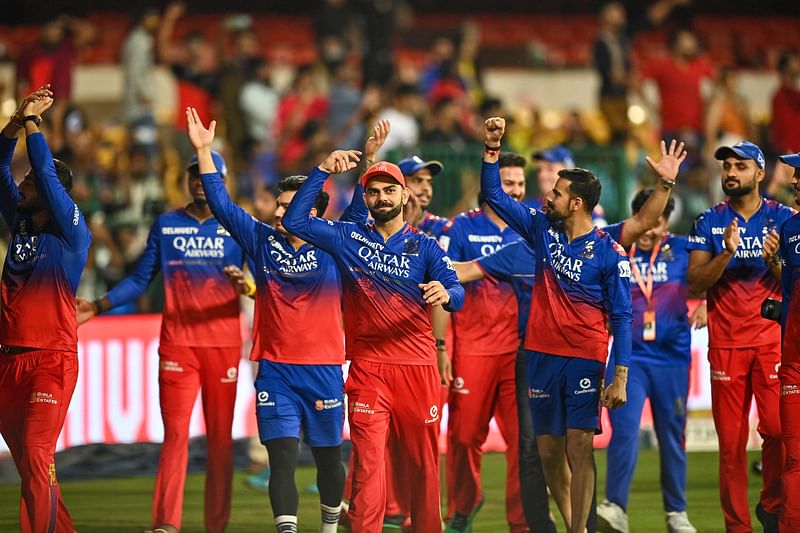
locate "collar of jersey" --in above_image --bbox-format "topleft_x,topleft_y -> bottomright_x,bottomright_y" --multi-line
367,222 -> 411,244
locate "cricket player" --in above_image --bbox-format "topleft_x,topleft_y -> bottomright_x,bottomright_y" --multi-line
76,144 -> 245,533
479,116 -> 636,533
599,191 -> 702,533
439,152 -> 526,533
399,155 -> 449,236
687,141 -> 793,533
774,152 -> 800,531
0,86 -> 91,533
283,151 -> 464,532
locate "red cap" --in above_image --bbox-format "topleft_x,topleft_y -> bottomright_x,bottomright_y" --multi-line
360,161 -> 406,188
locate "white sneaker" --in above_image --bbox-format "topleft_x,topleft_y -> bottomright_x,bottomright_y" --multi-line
597,500 -> 629,533
666,511 -> 697,533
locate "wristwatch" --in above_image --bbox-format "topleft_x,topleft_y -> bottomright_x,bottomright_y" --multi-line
660,178 -> 676,191
23,115 -> 42,127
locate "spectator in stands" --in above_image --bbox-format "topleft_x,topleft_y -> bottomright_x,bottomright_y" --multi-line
121,6 -> 160,149
593,0 -> 688,142
157,2 -> 220,159
637,28 -> 714,151
327,61 -> 379,152
457,22 -> 485,108
16,14 -> 97,151
219,18 -> 261,168
239,58 -> 279,151
705,67 -> 754,149
273,65 -> 330,172
360,0 -> 397,86
422,96 -> 474,150
769,52 -> 800,199
421,36 -> 459,96
314,0 -> 359,71
375,82 -> 421,157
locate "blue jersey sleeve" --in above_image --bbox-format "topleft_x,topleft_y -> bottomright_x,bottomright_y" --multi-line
603,222 -> 625,248
604,245 -> 633,367
438,220 -> 465,261
0,135 -> 20,228
480,160 -> 540,244
105,218 -> 162,308
339,183 -> 369,223
200,171 -> 261,259
476,241 -> 526,283
687,212 -> 713,252
27,132 -> 91,252
283,166 -> 344,252
424,237 -> 464,312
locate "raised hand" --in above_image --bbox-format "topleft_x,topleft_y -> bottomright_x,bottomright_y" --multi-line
762,229 -> 780,267
319,149 -> 362,175
22,94 -> 54,118
484,117 -> 506,146
723,218 -> 740,255
364,119 -> 390,163
185,107 -> 215,150
15,85 -> 53,121
645,139 -> 688,183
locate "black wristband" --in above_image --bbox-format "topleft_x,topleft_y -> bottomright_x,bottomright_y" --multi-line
23,115 -> 42,127
435,338 -> 446,349
92,298 -> 105,313
484,143 -> 501,152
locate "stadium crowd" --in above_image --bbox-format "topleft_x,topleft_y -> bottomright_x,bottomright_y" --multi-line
1,1 -> 800,533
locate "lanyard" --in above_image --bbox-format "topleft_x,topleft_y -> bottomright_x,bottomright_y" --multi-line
629,239 -> 662,309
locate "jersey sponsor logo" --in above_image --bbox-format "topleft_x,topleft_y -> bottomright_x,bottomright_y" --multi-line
314,398 -> 343,411
350,400 -> 375,415
452,376 -> 469,394
172,235 -> 226,258
357,246 -> 411,278
574,377 -> 597,395
216,225 -> 231,236
710,369 -> 731,382
548,242 -> 584,282
12,234 -> 38,264
618,260 -> 631,279
789,233 -> 800,244
160,360 -> 183,373
161,226 -> 199,235
268,237 -> 320,274
632,259 -> 669,282
782,384 -> 800,397
438,234 -> 451,252
350,231 -> 384,250
72,204 -> 80,226
256,391 -> 274,407
402,237 -> 420,256
528,387 -> 550,399
770,362 -> 780,381
29,391 -> 58,405
719,234 -> 766,259
424,404 -> 440,424
442,255 -> 455,271
221,366 -> 238,383
467,234 -> 504,243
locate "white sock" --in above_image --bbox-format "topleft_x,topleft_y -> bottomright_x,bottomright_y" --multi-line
319,503 -> 342,532
275,514 -> 298,533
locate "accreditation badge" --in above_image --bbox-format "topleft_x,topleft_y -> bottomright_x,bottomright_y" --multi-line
642,309 -> 656,341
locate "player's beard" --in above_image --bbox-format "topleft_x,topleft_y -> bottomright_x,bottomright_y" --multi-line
723,172 -> 757,197
17,199 -> 43,215
369,203 -> 402,223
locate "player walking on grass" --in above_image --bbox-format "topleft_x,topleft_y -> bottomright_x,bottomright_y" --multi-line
283,149 -> 464,532
480,116 -> 635,533
687,141 -> 793,533
0,85 -> 91,533
76,143 -> 245,533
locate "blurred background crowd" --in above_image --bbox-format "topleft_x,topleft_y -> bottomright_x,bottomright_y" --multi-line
0,0 -> 798,314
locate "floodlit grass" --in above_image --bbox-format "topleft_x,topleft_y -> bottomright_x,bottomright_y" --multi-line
0,450 -> 763,532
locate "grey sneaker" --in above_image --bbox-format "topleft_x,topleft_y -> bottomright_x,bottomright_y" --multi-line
597,500 -> 629,533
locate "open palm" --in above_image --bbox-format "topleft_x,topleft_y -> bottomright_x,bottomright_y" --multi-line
185,107 -> 215,150
645,139 -> 687,181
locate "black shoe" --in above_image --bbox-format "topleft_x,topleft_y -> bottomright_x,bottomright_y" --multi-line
755,503 -> 779,533
752,460 -> 763,475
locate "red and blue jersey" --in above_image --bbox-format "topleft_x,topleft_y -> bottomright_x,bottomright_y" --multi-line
481,161 -> 633,366
779,213 -> 800,366
475,240 -> 535,341
200,170 -> 345,365
0,133 -> 91,351
417,211 -> 449,237
283,167 -> 464,366
105,209 -> 244,349
439,208 -> 520,356
606,227 -> 692,366
688,199 -> 794,349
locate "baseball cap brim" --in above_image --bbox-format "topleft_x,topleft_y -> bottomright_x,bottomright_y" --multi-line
779,153 -> 800,169
412,160 -> 443,176
713,146 -> 762,168
360,162 -> 406,188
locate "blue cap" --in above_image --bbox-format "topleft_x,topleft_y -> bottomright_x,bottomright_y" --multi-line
188,150 -> 227,177
532,146 -> 575,167
397,156 -> 443,177
714,141 -> 765,169
779,153 -> 800,168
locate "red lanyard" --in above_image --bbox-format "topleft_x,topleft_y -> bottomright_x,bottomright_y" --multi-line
629,239 -> 662,309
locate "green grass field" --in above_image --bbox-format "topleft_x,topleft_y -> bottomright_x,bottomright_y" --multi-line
0,450 -> 762,532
